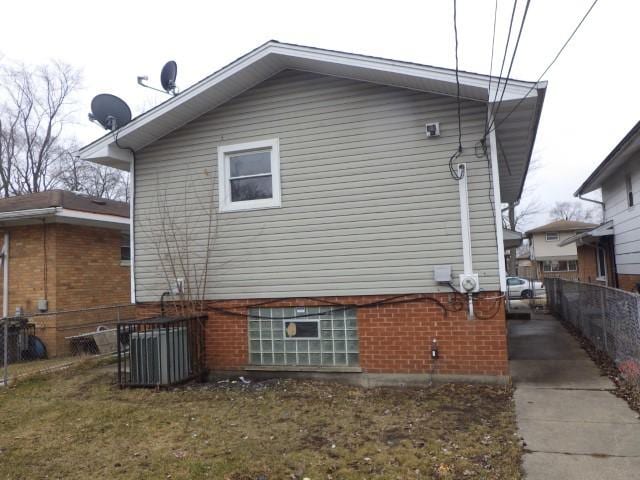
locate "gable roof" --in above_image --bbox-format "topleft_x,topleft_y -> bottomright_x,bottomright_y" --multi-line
78,40 -> 546,203
0,190 -> 128,218
525,219 -> 598,235
575,120 -> 640,196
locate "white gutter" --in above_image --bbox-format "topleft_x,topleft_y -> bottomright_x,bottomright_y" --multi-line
0,207 -> 128,227
0,207 -> 57,221
488,113 -> 507,292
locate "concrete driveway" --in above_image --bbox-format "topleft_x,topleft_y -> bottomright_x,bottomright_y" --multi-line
509,313 -> 640,479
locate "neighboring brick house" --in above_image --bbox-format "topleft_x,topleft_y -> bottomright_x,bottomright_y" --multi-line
79,42 -> 546,383
525,220 -> 598,280
0,190 -> 131,355
563,121 -> 640,293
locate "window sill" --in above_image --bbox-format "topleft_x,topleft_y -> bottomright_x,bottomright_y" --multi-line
219,202 -> 281,213
120,260 -> 131,267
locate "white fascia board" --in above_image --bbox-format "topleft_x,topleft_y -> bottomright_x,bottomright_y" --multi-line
78,41 -> 543,165
270,43 -> 542,95
55,208 -> 130,226
0,207 -> 128,228
79,143 -> 134,170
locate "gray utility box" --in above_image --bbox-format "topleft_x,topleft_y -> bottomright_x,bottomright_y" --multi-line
130,326 -> 190,385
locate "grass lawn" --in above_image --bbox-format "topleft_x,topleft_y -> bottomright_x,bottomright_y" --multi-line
0,362 -> 522,479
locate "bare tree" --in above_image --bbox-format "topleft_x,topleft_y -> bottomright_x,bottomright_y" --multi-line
147,174 -> 218,316
55,151 -> 129,201
549,200 -> 602,223
502,198 -> 543,232
0,61 -> 81,195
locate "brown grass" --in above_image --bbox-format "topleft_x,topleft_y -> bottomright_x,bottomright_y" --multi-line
0,363 -> 522,479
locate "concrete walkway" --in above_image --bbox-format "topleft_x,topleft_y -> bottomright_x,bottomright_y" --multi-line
509,312 -> 640,479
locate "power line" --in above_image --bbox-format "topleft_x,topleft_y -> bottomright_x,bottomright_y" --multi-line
485,0 -> 532,135
484,0 -> 499,135
487,0 -> 600,136
449,0 -> 464,181
488,0 -> 519,123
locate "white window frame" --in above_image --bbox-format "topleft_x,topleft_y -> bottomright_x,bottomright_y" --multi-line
625,174 -> 634,208
217,138 -> 281,212
545,232 -> 559,241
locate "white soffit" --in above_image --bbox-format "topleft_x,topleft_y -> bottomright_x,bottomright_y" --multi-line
79,41 -> 545,202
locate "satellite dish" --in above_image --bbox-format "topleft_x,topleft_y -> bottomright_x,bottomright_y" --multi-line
88,94 -> 132,131
160,61 -> 177,94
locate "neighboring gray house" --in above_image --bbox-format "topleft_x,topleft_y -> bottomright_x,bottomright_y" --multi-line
565,120 -> 640,292
79,41 -> 546,381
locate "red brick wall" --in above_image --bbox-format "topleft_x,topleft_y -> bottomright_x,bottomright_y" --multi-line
136,292 -> 508,377
618,274 -> 640,293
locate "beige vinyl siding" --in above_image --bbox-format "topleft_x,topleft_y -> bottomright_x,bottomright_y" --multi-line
134,70 -> 500,301
602,157 -> 640,275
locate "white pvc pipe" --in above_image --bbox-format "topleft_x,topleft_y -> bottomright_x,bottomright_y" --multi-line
457,163 -> 473,275
457,164 -> 475,320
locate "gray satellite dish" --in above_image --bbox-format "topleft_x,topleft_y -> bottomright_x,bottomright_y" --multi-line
160,61 -> 177,94
88,94 -> 132,130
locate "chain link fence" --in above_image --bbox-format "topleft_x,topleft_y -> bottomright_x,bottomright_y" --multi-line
1,304 -> 136,386
545,278 -> 640,369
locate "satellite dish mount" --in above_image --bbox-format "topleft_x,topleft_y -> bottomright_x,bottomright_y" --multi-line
137,60 -> 179,96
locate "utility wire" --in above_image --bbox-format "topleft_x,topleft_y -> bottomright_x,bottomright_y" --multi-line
485,0 -> 531,135
486,0 -> 600,136
449,0 -> 464,181
484,0 -> 499,135
487,0 -> 519,123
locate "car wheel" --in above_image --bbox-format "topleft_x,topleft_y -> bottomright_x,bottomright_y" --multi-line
521,290 -> 532,299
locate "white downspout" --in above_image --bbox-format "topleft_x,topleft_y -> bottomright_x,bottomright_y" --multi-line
129,157 -> 136,304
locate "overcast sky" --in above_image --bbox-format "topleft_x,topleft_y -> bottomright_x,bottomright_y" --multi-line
1,0 -> 638,229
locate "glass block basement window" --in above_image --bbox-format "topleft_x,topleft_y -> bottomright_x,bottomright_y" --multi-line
248,307 -> 358,367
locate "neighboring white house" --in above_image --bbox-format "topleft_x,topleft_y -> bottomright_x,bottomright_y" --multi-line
78,41 -> 546,382
525,220 -> 597,280
568,121 -> 640,292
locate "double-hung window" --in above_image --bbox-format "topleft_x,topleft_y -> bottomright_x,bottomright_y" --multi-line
217,139 -> 281,212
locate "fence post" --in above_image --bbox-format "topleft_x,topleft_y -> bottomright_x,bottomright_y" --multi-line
3,318 -> 8,386
600,288 -> 608,354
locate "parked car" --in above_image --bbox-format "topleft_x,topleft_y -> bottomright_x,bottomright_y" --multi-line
506,276 -> 544,298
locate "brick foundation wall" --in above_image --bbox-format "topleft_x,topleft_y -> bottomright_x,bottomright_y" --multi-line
617,274 -> 640,293
136,292 -> 508,377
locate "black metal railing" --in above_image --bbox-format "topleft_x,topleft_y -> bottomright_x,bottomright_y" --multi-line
117,315 -> 206,388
